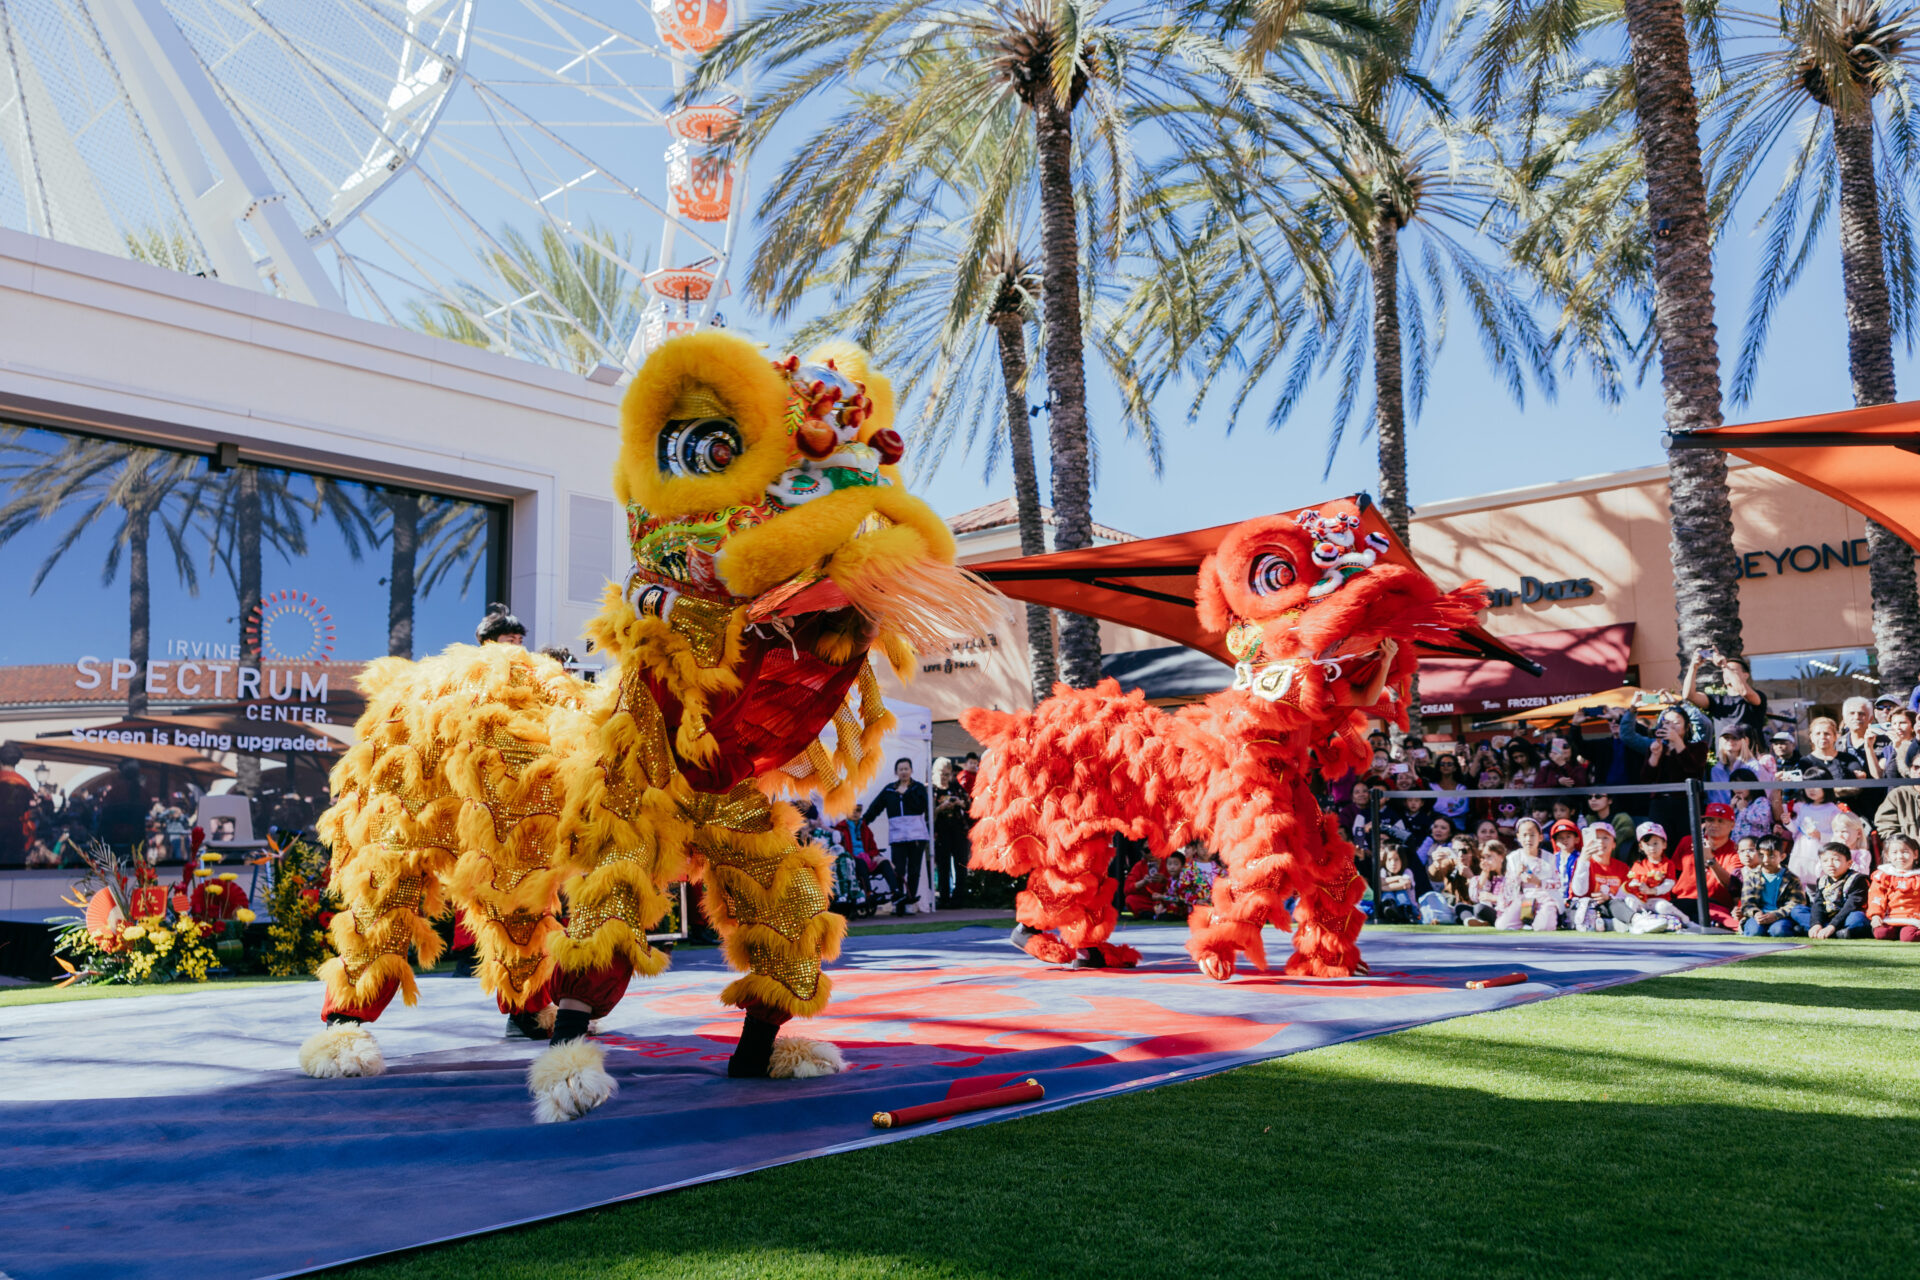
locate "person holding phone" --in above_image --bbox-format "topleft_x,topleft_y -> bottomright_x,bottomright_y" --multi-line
1680,648 -> 1769,745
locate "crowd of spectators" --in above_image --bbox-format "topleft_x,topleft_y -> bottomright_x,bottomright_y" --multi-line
1311,649 -> 1920,941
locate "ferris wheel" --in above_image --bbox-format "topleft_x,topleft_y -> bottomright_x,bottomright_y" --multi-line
0,0 -> 748,371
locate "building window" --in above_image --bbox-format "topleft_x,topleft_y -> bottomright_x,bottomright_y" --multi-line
0,421 -> 505,871
1747,647 -> 1879,729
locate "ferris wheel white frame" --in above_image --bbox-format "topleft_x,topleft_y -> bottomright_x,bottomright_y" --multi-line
0,0 -> 751,372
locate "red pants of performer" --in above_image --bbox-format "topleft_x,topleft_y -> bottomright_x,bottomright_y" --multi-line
321,955 -> 635,1023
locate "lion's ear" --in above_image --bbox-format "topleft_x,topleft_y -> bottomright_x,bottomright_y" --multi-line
802,339 -> 895,440
618,330 -> 794,517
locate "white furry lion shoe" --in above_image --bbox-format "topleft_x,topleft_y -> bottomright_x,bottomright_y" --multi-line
297,1021 -> 385,1079
768,1036 -> 846,1079
527,1038 -> 618,1123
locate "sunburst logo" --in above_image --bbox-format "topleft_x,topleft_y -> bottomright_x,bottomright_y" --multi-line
244,590 -> 336,662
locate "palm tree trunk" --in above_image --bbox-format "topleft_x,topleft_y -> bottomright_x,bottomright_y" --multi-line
1371,219 -> 1421,724
127,503 -> 151,717
235,467 -> 263,798
1371,221 -> 1409,543
386,490 -> 420,659
1620,0 -> 1744,668
1832,105 -> 1920,690
1030,94 -> 1101,689
991,312 -> 1060,702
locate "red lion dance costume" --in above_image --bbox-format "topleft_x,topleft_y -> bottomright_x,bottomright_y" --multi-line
296,331 -> 995,1121
964,499 -> 1486,979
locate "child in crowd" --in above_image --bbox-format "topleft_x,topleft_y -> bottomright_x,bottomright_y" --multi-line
1415,815 -> 1455,866
1497,828 -> 1561,931
1376,844 -> 1419,924
1807,843 -> 1873,939
1734,836 -> 1763,899
1548,819 -> 1584,890
1738,838 -> 1809,937
1786,776 -> 1840,881
1463,843 -> 1506,927
1829,809 -> 1875,878
1421,849 -> 1471,925
1728,768 -> 1776,844
1569,824 -> 1631,931
1867,832 -> 1920,942
1621,822 -> 1695,932
1174,844 -> 1219,912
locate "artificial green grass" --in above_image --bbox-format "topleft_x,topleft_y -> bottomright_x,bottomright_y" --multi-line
336,941 -> 1920,1280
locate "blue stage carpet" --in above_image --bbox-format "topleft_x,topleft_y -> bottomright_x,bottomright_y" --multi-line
0,926 -> 1787,1280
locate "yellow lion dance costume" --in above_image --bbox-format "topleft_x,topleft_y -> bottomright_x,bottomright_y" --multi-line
297,331 -> 998,1122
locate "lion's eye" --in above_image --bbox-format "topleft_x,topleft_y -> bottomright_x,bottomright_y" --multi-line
1249,551 -> 1296,595
658,418 -> 742,477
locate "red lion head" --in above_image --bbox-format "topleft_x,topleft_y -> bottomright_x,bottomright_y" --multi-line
1194,498 -> 1486,726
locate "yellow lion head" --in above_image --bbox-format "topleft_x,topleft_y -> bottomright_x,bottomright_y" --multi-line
607,330 -> 996,652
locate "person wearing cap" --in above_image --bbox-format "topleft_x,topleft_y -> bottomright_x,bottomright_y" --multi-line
1706,723 -> 1770,808
1767,728 -> 1800,774
1546,817 -> 1584,890
1671,802 -> 1742,929
1621,822 -> 1695,931
1680,648 -> 1769,747
475,602 -> 526,646
1584,791 -> 1637,859
1567,823 -> 1631,931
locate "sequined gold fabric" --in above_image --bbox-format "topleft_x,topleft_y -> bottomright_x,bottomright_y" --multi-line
724,866 -> 827,941
616,669 -> 674,788
680,781 -> 773,833
743,939 -> 821,1002
567,882 -> 650,940
341,869 -> 424,979
667,593 -> 735,667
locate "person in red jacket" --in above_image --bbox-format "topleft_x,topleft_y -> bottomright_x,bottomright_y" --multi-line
1670,803 -> 1743,929
1867,831 -> 1920,941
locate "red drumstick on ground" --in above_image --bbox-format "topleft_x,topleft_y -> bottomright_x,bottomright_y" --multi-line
1466,971 -> 1529,990
872,1079 -> 1045,1129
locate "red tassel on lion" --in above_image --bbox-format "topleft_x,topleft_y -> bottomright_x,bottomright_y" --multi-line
963,495 -> 1496,980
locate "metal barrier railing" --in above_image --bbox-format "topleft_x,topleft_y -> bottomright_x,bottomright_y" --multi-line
1366,774 -> 1920,929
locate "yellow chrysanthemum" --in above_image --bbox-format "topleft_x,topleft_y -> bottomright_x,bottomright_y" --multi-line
235,908 -> 257,923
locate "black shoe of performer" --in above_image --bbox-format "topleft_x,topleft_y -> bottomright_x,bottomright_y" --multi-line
505,1011 -> 551,1041
1008,924 -> 1041,953
727,1010 -> 781,1078
549,1008 -> 592,1046
1072,948 -> 1108,969
323,1013 -> 362,1027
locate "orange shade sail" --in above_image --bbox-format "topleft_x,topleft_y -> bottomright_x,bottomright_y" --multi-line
1667,401 -> 1920,547
968,495 -> 1542,673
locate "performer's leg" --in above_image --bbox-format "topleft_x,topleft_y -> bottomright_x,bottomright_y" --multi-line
695,799 -> 849,1079
1012,836 -> 1134,967
525,811 -> 676,1122
303,845 -> 450,1079
1282,813 -> 1364,976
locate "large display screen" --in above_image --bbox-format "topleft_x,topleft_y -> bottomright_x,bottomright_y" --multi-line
0,422 -> 506,870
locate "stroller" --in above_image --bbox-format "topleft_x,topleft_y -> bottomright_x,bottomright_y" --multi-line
823,814 -> 901,917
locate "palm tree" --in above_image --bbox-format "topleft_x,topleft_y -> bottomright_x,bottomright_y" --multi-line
1142,2 -> 1558,544
376,487 -> 494,659
407,223 -> 649,375
0,432 -> 202,715
1703,0 -> 1920,688
759,79 -> 1169,700
1472,0 -> 1748,667
688,0 -> 1372,686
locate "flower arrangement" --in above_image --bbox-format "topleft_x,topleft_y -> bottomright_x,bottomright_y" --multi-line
262,834 -> 338,978
52,841 -> 219,986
